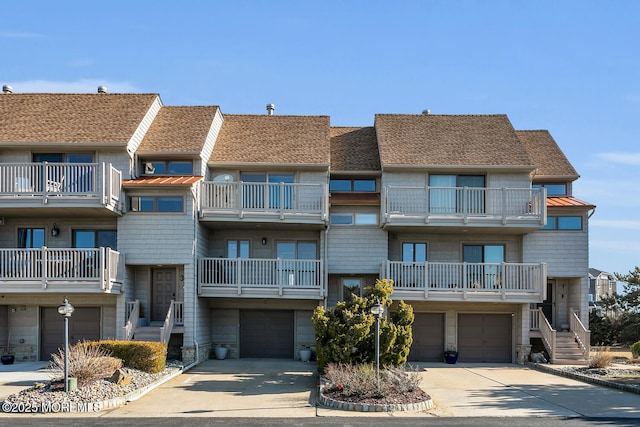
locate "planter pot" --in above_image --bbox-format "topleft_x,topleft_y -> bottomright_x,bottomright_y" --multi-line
444,351 -> 458,364
300,349 -> 312,362
1,355 -> 15,365
214,346 -> 228,360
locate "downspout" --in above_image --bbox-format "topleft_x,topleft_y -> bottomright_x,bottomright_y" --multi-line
184,183 -> 200,370
588,208 -> 596,219
324,223 -> 330,310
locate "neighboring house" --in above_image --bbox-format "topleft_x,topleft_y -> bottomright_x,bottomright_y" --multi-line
0,87 -> 594,365
588,268 -> 617,313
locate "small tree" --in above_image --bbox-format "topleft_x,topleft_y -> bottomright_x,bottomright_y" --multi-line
312,279 -> 414,371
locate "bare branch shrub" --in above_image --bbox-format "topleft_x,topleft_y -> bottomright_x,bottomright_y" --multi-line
323,362 -> 422,398
49,342 -> 123,387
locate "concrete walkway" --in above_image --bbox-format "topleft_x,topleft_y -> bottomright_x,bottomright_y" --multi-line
2,359 -> 640,418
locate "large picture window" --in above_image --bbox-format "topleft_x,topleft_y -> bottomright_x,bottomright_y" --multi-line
18,228 -> 45,248
73,230 -> 117,250
429,174 -> 485,214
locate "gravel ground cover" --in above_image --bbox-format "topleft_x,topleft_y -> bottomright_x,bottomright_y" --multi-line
1,361 -> 183,413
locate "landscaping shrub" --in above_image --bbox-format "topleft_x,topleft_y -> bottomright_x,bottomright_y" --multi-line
50,342 -> 123,387
79,340 -> 167,373
323,362 -> 422,398
631,341 -> 640,359
312,279 -> 414,371
588,347 -> 613,369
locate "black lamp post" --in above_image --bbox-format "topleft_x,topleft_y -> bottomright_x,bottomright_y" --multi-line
57,297 -> 74,392
370,298 -> 384,389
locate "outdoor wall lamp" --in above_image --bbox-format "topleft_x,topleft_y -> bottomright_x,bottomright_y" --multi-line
51,224 -> 60,237
261,237 -> 267,245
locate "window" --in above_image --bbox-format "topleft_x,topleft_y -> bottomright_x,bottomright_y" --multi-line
429,174 -> 485,213
228,240 -> 249,258
542,216 -> 582,230
463,244 -> 504,288
330,212 -> 378,225
533,183 -> 567,196
129,196 -> 184,212
342,278 -> 362,302
240,173 -> 294,209
403,243 -> 427,262
18,228 -> 44,248
330,179 -> 376,192
143,160 -> 193,175
33,153 -> 94,163
73,230 -> 117,250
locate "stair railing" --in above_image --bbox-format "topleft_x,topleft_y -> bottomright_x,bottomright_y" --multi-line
160,300 -> 176,344
123,300 -> 140,340
570,308 -> 590,360
537,308 -> 556,363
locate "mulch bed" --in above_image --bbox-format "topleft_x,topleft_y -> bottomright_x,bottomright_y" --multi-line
321,388 -> 430,405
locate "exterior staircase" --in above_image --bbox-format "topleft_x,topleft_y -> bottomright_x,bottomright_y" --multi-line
552,331 -> 588,365
123,300 -> 184,343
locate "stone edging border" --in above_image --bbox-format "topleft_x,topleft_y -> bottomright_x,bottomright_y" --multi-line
317,387 -> 433,412
528,363 -> 640,395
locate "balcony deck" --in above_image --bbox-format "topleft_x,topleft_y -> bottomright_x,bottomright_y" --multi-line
199,257 -> 324,299
199,181 -> 327,226
0,247 -> 124,293
383,186 -> 545,230
0,162 -> 122,216
383,261 -> 546,303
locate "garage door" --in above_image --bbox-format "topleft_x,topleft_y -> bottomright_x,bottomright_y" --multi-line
40,307 -> 101,361
458,314 -> 512,363
408,313 -> 444,362
240,310 -> 294,358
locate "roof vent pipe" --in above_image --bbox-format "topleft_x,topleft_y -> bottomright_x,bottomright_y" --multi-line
266,104 -> 275,115
422,109 -> 430,115
3,85 -> 13,94
97,86 -> 107,94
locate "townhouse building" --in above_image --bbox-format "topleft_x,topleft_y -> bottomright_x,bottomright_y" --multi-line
0,88 -> 593,365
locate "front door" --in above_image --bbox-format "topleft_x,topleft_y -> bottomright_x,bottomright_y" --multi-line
538,280 -> 554,326
152,269 -> 176,322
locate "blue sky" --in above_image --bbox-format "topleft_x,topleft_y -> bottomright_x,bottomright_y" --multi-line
3,1 -> 639,276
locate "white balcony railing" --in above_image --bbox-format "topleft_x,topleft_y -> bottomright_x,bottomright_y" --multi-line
0,247 -> 124,292
200,181 -> 326,221
199,257 -> 323,297
384,186 -> 545,226
384,261 -> 546,301
0,162 -> 122,209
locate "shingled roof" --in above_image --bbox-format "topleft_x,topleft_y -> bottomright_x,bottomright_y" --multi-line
516,130 -> 579,180
330,127 -> 380,172
375,114 -> 534,169
210,115 -> 330,166
137,106 -> 219,155
0,93 -> 158,145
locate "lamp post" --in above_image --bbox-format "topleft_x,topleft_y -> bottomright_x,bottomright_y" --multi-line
370,298 -> 384,389
57,297 -> 74,392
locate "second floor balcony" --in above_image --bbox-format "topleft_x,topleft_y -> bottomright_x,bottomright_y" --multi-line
383,186 -> 545,230
0,247 -> 124,293
383,260 -> 546,303
198,257 -> 324,299
200,181 -> 327,226
0,162 -> 122,215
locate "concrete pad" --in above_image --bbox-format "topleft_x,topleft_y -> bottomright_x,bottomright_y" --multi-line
103,359 -> 319,418
0,361 -> 51,400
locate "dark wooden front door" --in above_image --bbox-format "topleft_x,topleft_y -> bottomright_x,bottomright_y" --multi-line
152,269 -> 176,322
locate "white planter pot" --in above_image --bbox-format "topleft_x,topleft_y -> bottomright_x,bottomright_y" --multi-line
214,346 -> 228,360
300,349 -> 312,362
